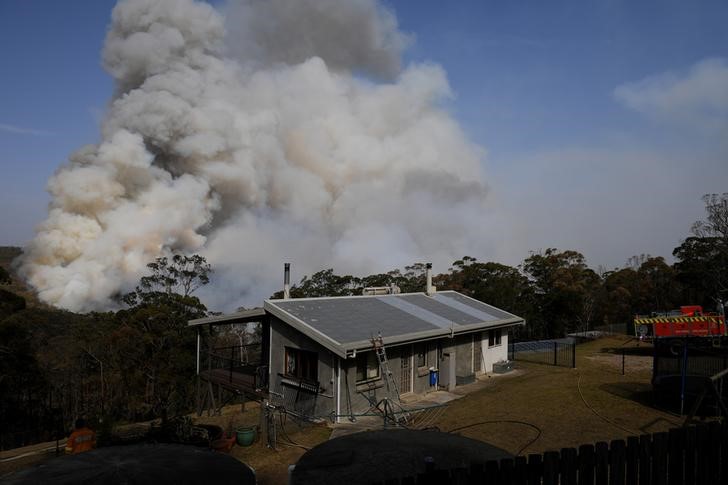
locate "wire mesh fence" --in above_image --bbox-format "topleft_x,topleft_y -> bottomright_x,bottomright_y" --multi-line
508,337 -> 576,368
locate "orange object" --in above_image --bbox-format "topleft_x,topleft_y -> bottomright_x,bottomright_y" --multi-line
211,435 -> 236,453
634,305 -> 726,339
65,427 -> 96,454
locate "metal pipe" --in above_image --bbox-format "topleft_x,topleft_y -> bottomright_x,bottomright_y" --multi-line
425,263 -> 434,295
196,328 -> 201,375
283,263 -> 291,299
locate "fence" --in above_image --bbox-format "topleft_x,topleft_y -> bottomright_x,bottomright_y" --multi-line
372,421 -> 728,484
509,338 -> 576,368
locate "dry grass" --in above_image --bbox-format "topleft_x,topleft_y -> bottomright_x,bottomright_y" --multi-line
433,335 -> 680,456
3,335 -> 685,483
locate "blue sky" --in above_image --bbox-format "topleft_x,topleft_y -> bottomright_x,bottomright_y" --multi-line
1,0 -> 727,270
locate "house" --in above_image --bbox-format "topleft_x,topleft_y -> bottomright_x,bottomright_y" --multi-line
188,266 -> 524,422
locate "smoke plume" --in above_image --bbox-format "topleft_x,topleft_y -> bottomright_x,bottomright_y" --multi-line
20,0 -> 491,312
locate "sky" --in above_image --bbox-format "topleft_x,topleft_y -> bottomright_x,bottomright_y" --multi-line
1,0 -> 727,274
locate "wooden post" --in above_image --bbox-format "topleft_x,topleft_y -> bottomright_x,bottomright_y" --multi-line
578,443 -> 595,485
610,439 -> 626,485
625,436 -> 639,485
595,441 -> 608,485
527,454 -> 542,485
667,428 -> 684,485
542,451 -> 559,485
553,341 -> 558,366
639,434 -> 652,485
560,448 -> 577,485
652,432 -> 668,485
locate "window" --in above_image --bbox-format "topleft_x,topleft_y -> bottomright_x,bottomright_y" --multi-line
416,343 -> 428,368
356,352 -> 380,382
284,347 -> 318,381
488,329 -> 502,347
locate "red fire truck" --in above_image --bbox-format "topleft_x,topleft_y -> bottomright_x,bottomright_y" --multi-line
634,305 -> 726,339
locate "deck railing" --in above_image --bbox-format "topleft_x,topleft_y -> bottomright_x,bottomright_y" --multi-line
203,343 -> 268,390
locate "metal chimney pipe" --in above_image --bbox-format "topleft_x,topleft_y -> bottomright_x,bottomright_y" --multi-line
425,263 -> 435,296
283,263 -> 291,299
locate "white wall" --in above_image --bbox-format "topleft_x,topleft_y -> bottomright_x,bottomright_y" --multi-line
482,329 -> 509,373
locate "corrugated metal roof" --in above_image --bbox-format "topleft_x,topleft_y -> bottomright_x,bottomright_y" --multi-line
264,290 -> 523,356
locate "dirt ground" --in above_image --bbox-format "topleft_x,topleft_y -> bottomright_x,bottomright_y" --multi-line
2,336 -> 687,484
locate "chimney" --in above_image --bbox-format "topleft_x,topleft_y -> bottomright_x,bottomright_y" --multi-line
283,263 -> 291,299
425,263 -> 436,296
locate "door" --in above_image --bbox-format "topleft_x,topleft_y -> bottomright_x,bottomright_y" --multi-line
399,346 -> 412,394
438,341 -> 450,390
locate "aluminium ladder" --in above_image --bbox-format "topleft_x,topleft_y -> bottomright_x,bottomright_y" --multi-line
371,332 -> 401,402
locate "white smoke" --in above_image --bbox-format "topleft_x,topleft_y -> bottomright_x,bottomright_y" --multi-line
20,0 -> 492,312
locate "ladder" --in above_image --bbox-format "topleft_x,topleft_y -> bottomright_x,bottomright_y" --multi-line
371,332 -> 401,402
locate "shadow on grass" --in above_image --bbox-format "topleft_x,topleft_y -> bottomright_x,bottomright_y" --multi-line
599,345 -> 654,357
600,382 -> 722,424
599,382 -> 655,408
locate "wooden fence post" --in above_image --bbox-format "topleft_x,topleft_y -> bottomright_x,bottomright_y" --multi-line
485,460 -> 499,484
683,426 -> 696,485
719,422 -> 728,485
578,444 -> 595,485
500,458 -> 514,485
527,454 -> 543,485
595,442 -> 609,485
667,427 -> 685,485
625,436 -> 639,485
695,424 -> 710,484
610,439 -> 626,485
542,451 -> 560,485
707,422 -> 721,484
560,447 -> 577,485
470,462 -> 484,484
652,432 -> 668,485
638,434 -> 652,485
513,456 -> 528,485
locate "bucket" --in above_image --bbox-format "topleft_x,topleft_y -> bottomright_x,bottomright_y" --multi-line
236,426 -> 257,447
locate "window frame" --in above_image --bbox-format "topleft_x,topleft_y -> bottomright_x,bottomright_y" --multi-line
284,347 -> 319,382
416,343 -> 428,369
355,351 -> 380,383
488,329 -> 502,348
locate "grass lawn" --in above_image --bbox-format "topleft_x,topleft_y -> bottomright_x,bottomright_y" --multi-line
432,335 -> 682,455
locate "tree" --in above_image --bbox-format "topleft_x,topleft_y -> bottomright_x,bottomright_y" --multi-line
123,254 -> 212,306
442,258 -> 532,313
637,256 -> 680,311
522,249 -> 600,337
691,193 -> 728,242
673,193 -> 728,306
115,253 -> 211,418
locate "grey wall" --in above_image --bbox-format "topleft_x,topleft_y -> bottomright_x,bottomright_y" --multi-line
268,316 -> 337,418
266,318 -> 520,421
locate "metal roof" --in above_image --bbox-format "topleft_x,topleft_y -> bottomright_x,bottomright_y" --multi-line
188,307 -> 266,327
264,290 -> 524,357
